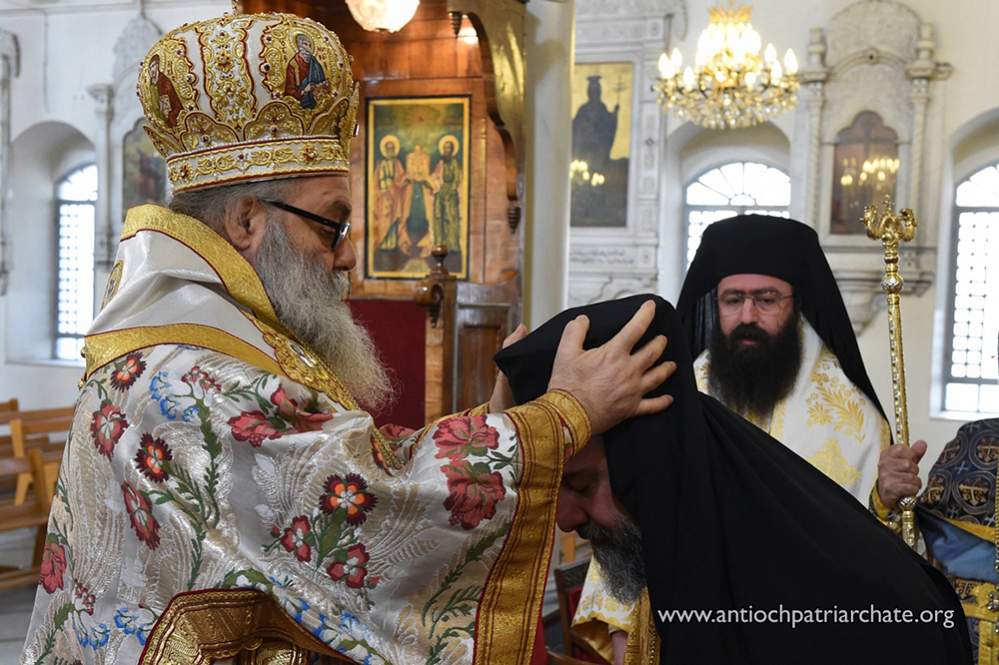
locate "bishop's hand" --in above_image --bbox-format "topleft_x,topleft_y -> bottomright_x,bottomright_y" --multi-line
547,300 -> 676,435
877,440 -> 927,509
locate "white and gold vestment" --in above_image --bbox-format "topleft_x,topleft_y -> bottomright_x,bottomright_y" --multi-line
20,206 -> 590,664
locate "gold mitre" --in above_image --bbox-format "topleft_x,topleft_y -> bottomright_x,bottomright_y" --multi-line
137,12 -> 358,193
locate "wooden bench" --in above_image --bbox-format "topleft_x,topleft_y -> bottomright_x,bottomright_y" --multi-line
7,409 -> 74,505
0,448 -> 53,590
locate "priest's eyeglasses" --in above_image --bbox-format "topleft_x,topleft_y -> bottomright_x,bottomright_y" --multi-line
260,199 -> 351,251
717,290 -> 793,315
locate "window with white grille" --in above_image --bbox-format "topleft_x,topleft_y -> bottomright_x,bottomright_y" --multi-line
944,163 -> 999,415
54,164 -> 97,361
684,162 -> 791,266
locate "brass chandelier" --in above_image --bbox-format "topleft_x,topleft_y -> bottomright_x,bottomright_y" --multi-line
655,2 -> 799,129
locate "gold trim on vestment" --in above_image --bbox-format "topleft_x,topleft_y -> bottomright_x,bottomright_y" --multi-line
538,389 -> 591,457
83,323 -> 282,379
622,591 -> 661,665
112,208 -> 403,467
943,516 -> 994,543
139,588 -> 352,664
472,391 -> 589,665
251,316 -> 403,471
950,577 -> 997,665
121,205 -> 281,330
167,137 -> 349,193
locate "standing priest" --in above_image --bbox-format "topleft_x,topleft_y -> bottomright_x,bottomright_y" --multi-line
19,12 -> 676,665
572,215 -> 895,664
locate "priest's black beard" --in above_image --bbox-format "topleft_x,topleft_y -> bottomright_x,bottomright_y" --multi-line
578,518 -> 646,603
708,311 -> 803,416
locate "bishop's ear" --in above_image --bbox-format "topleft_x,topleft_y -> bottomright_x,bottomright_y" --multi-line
223,195 -> 269,259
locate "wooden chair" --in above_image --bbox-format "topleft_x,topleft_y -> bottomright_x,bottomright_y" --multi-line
0,448 -> 53,590
0,397 -> 19,416
8,408 -> 73,505
417,246 -> 518,420
552,558 -> 609,664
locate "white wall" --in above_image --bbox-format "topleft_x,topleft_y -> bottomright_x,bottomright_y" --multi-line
0,0 -> 226,408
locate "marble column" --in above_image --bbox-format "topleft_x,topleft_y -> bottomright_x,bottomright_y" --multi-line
524,0 -> 574,328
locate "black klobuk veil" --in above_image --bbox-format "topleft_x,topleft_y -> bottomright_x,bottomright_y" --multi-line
677,214 -> 887,421
495,294 -> 969,665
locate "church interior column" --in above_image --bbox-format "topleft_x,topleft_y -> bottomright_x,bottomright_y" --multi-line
524,0 -> 574,328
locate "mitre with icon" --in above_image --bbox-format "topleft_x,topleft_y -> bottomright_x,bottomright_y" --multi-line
137,12 -> 359,193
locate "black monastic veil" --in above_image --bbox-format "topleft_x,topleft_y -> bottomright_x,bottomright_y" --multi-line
677,214 -> 887,422
495,294 -> 970,665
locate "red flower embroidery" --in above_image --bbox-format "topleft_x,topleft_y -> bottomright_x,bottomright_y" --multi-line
280,515 -> 312,562
228,411 -> 282,447
73,581 -> 96,615
433,416 -> 500,460
90,401 -> 129,459
327,543 -> 369,588
442,462 -> 506,530
122,481 -> 160,549
271,386 -> 332,432
134,433 -> 172,482
39,542 -> 66,593
181,365 -> 220,392
110,352 -> 146,391
319,474 -> 377,524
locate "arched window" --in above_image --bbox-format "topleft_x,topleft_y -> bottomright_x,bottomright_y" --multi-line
944,164 -> 999,415
54,164 -> 97,361
684,162 -> 790,266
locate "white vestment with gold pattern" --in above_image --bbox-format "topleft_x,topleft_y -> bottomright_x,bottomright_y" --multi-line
572,322 -> 890,664
20,205 -> 589,665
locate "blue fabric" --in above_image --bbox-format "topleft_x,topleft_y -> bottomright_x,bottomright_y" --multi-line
921,511 -> 998,584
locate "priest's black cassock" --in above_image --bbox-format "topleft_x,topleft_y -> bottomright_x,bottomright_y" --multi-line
495,295 -> 970,665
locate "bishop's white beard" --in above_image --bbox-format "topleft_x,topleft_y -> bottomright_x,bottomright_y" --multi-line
253,217 -> 393,413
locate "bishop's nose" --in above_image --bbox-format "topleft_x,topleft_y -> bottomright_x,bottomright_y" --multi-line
738,297 -> 761,325
556,489 -> 588,533
334,236 -> 357,272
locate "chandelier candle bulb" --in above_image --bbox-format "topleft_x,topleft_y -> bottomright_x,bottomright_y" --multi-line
683,66 -> 697,90
659,53 -> 676,78
784,49 -> 799,75
654,2 -> 800,129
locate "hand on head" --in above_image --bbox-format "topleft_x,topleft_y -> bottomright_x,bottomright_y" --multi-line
877,440 -> 928,509
547,300 -> 677,435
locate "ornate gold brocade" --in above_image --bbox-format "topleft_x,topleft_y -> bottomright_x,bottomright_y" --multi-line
120,205 -> 282,331
101,260 -> 124,310
949,577 -> 999,665
805,438 -> 861,488
167,138 -> 350,192
474,391 -> 591,665
137,13 -> 359,192
622,591 -> 661,665
109,207 -> 404,471
254,318 -> 403,471
806,348 -> 867,442
140,589 -> 350,665
83,323 -> 283,380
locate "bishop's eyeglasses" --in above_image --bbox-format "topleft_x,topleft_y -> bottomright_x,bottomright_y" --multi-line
260,198 -> 351,251
717,290 -> 794,315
